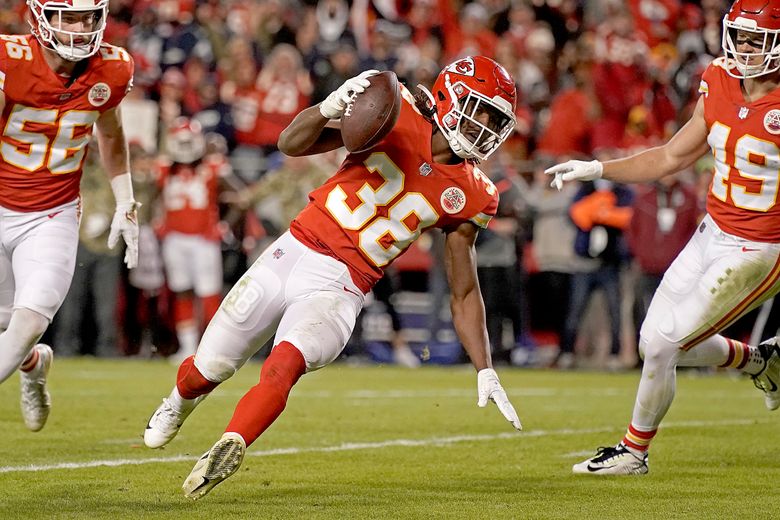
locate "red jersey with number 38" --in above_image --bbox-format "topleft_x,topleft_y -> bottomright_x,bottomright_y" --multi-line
700,58 -> 780,242
0,35 -> 133,212
290,85 -> 499,293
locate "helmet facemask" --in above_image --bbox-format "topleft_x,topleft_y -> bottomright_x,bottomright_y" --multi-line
28,0 -> 108,62
722,16 -> 780,79
436,76 -> 516,162
167,119 -> 206,165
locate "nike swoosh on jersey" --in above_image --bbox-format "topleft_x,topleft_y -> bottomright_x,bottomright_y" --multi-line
343,286 -> 361,297
741,246 -> 760,252
47,210 -> 63,219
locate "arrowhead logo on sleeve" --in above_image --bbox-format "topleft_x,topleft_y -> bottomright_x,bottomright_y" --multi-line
764,109 -> 780,135
440,187 -> 466,214
88,82 -> 111,107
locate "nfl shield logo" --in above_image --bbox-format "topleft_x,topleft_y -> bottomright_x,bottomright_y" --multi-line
272,248 -> 285,259
738,107 -> 749,119
419,163 -> 432,176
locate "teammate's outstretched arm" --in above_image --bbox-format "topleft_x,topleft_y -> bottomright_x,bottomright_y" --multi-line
95,105 -> 139,268
278,70 -> 379,157
547,96 -> 711,188
444,222 -> 522,431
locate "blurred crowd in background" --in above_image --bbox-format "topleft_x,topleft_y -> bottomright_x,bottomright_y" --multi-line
4,0 -> 774,369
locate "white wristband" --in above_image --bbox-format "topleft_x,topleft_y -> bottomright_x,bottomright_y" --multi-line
110,172 -> 135,205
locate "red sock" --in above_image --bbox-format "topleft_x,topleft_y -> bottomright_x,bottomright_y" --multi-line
173,294 -> 195,327
176,355 -> 219,399
201,294 -> 222,326
225,341 -> 306,447
20,349 -> 39,372
622,423 -> 657,452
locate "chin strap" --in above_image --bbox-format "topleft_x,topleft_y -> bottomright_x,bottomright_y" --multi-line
417,83 -> 468,158
416,83 -> 436,111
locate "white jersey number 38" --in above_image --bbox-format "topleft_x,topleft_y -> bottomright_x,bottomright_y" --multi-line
325,152 -> 440,267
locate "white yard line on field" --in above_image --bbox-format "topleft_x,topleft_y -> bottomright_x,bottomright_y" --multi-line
0,418 -> 763,474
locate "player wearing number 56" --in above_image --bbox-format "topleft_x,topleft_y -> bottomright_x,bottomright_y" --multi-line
546,0 -> 780,476
143,56 -> 522,500
0,0 -> 137,432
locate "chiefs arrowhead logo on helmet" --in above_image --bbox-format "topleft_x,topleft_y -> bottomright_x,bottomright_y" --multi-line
422,56 -> 517,162
447,58 -> 476,77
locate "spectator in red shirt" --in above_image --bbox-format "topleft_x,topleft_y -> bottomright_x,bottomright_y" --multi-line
537,42 -> 598,158
626,173 -> 699,349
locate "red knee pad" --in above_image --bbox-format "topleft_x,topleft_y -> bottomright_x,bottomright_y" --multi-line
260,341 -> 306,388
176,355 -> 219,399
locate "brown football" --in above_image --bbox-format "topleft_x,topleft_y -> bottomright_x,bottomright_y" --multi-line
340,71 -> 401,153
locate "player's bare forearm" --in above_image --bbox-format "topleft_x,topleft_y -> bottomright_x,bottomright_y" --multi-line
602,144 -> 708,183
278,105 -> 345,156
451,290 -> 492,371
602,97 -> 710,184
95,106 -> 130,178
445,223 -> 492,371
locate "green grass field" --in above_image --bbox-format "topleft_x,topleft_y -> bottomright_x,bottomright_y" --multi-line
1,359 -> 778,519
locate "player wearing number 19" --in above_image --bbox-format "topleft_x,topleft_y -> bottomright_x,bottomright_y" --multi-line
546,0 -> 780,475
0,0 -> 137,432
143,55 -> 522,500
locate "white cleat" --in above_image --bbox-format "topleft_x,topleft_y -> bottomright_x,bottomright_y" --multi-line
144,396 -> 203,448
20,344 -> 53,432
183,433 -> 246,500
393,344 -> 420,368
753,338 -> 780,411
572,444 -> 648,475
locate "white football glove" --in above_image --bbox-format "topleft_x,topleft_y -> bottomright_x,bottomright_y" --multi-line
545,159 -> 603,191
319,70 -> 380,119
107,201 -> 140,269
477,368 -> 522,431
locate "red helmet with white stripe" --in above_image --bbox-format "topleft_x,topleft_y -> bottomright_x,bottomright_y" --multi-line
420,56 -> 517,161
27,0 -> 109,61
722,0 -> 780,78
166,117 -> 206,165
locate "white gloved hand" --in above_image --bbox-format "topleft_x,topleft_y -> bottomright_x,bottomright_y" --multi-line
477,368 -> 522,431
319,69 -> 380,119
107,201 -> 140,269
545,159 -> 603,191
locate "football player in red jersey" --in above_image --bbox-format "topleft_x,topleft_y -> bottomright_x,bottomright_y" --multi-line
157,118 -> 228,363
144,56 -> 522,499
547,0 -> 780,475
0,0 -> 137,432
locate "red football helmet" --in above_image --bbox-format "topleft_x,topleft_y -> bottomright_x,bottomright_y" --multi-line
166,117 -> 206,165
722,0 -> 780,78
27,0 -> 108,61
420,56 -> 517,161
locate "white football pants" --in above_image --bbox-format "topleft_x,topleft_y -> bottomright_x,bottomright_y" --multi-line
633,214 -> 780,429
193,231 -> 365,382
